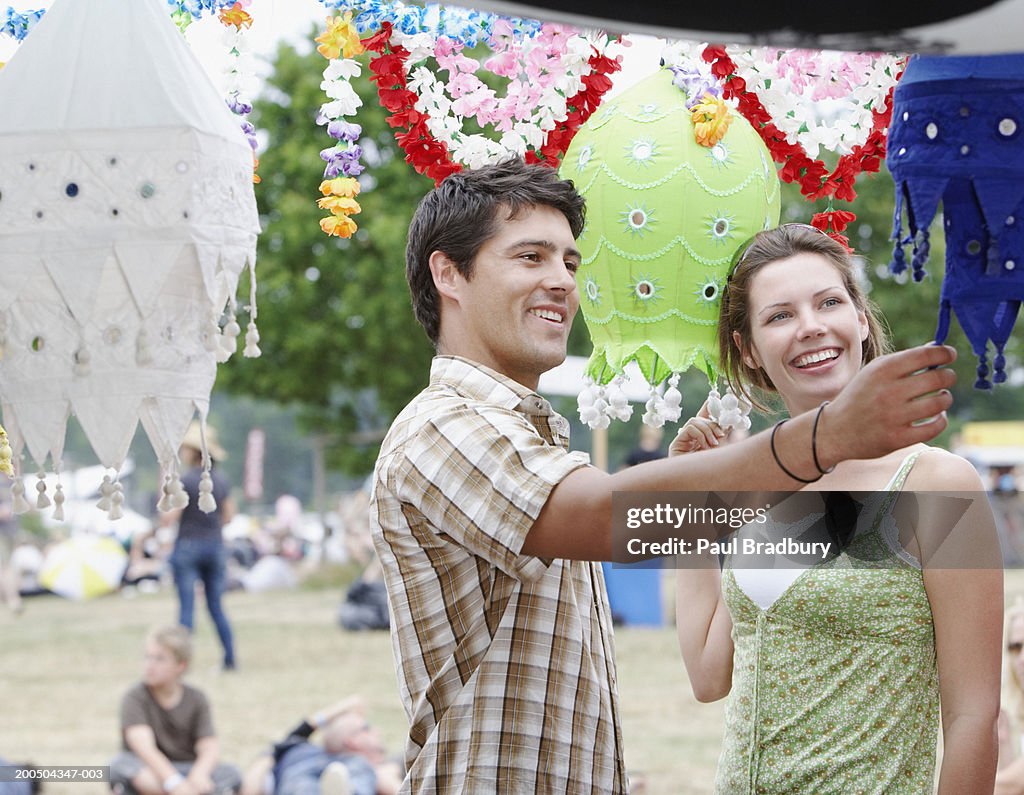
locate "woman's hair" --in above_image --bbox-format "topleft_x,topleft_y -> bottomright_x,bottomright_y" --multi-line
148,624 -> 193,666
1005,601 -> 1024,729
718,224 -> 891,411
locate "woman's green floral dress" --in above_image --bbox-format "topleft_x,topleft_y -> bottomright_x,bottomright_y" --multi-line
716,453 -> 939,794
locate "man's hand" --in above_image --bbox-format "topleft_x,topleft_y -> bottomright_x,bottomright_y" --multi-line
818,343 -> 956,467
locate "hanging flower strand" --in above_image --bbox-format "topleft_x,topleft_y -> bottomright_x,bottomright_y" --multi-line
524,34 -> 623,166
218,0 -> 260,183
315,12 -> 367,237
319,0 -> 543,45
364,22 -> 462,184
2,3 -> 243,40
168,0 -> 240,33
690,94 -> 732,147
362,22 -> 621,184
1,6 -> 44,41
0,425 -> 12,477
694,44 -> 903,250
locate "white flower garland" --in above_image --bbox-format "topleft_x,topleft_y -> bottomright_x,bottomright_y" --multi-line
662,41 -> 902,159
394,27 -> 623,169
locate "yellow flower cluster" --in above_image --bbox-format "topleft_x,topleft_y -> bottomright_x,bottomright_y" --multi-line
0,426 -> 12,477
691,94 -> 732,147
315,12 -> 364,60
218,2 -> 253,30
318,177 -> 362,238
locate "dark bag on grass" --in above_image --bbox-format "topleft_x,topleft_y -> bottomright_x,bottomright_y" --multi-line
338,579 -> 390,631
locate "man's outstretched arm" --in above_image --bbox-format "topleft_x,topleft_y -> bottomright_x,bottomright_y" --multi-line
523,343 -> 956,561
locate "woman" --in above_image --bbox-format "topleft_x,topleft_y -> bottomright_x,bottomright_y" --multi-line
165,421 -> 237,671
674,224 -> 1002,793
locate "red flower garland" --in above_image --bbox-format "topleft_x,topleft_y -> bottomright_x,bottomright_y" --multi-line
363,23 -> 621,184
365,23 -> 461,184
702,45 -> 903,250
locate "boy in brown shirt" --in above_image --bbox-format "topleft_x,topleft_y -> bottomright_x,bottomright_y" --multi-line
109,626 -> 240,795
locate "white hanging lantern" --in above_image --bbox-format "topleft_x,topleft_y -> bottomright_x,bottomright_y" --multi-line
0,0 -> 260,511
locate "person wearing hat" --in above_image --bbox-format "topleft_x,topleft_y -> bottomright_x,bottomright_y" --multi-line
163,420 -> 237,671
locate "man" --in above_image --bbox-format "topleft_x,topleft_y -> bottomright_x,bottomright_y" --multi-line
371,158 -> 956,793
239,696 -> 401,795
110,625 -> 240,795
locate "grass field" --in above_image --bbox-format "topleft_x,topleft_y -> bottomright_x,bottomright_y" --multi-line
3,569 -> 1021,794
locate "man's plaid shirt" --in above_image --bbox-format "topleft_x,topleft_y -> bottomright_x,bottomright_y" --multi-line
371,356 -> 628,794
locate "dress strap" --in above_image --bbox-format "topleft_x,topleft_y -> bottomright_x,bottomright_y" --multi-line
883,450 -> 923,493
869,450 -> 923,534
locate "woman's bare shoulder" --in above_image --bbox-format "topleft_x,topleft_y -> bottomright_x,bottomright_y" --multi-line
904,446 -> 986,492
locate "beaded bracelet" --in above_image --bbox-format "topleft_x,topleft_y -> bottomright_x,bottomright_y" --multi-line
812,401 -> 836,476
769,418 -> 822,484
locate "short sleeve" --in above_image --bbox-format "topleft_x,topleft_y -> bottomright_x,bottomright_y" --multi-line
391,403 -> 589,581
212,471 -> 230,505
190,689 -> 215,740
119,685 -> 148,730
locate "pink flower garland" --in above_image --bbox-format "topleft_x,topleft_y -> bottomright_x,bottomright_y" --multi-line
364,22 -> 621,183
701,44 -> 904,250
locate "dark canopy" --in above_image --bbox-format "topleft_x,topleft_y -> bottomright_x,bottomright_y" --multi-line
468,0 -> 1023,53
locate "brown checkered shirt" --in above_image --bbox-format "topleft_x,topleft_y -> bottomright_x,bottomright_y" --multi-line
371,356 -> 627,794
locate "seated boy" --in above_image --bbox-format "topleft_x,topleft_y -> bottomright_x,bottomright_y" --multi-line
110,625 -> 241,795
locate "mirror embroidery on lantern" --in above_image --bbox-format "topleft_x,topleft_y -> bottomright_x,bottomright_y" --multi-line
707,212 -> 737,244
575,145 -> 593,173
694,277 -> 723,308
708,142 -> 733,169
624,137 -> 658,168
621,203 -> 655,237
629,274 -> 662,304
633,102 -> 662,122
595,103 -> 618,124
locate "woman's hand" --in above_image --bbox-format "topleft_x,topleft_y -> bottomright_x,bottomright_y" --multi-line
670,400 -> 727,456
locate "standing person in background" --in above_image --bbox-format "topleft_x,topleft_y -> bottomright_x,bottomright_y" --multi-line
621,424 -> 665,469
165,421 -> 237,671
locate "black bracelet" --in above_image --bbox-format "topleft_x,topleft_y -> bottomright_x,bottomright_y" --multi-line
769,418 -> 822,484
812,401 -> 836,476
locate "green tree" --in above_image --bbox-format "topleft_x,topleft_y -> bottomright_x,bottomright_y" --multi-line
219,33 -> 435,475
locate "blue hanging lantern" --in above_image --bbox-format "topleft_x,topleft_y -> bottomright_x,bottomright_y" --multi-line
888,53 -> 1024,389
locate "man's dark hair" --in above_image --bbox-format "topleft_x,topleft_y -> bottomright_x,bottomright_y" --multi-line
405,158 -> 586,344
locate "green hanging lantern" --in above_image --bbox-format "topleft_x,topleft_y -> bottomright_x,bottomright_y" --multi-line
561,67 -> 780,428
